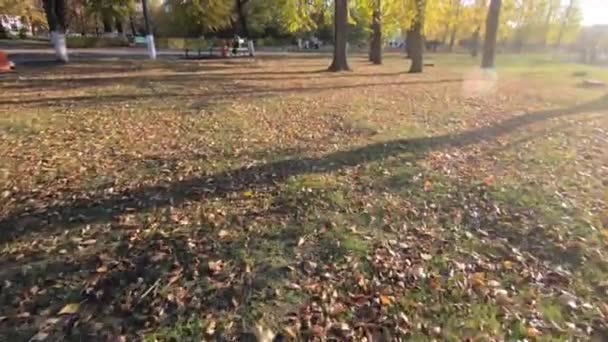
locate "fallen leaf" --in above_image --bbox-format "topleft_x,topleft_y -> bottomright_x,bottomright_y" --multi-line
287,283 -> 301,290
283,326 -> 297,339
379,294 -> 392,306
30,332 -> 49,341
253,323 -> 275,342
487,280 -> 500,287
424,180 -> 433,191
297,237 -> 306,246
471,272 -> 486,287
208,260 -> 223,274
218,229 -> 229,239
483,175 -> 495,186
205,320 -> 216,335
58,303 -> 80,315
420,252 -> 432,261
526,327 -> 540,338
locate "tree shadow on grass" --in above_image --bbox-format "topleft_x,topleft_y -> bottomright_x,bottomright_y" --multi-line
0,78 -> 464,107
2,94 -> 607,244
1,95 -> 607,340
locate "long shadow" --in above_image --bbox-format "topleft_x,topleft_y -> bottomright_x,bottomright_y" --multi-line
0,79 -> 463,106
1,69 -> 416,92
1,95 -> 606,243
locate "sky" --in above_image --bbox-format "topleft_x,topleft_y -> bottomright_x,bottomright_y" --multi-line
581,0 -> 608,26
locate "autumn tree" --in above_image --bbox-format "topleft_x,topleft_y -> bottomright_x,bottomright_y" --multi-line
0,0 -> 46,37
481,0 -> 501,68
234,0 -> 250,37
555,0 -> 581,48
328,0 -> 350,71
369,0 -> 382,64
408,0 -> 426,73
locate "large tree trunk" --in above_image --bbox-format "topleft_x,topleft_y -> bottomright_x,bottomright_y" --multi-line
448,28 -> 457,52
328,0 -> 350,71
369,0 -> 382,65
236,0 -> 250,37
129,14 -> 137,36
115,16 -> 124,36
43,0 -> 68,62
102,11 -> 113,33
408,0 -> 425,73
481,0 -> 501,68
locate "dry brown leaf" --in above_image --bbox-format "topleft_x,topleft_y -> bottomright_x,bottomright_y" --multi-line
424,180 -> 433,191
253,323 -> 275,342
208,260 -> 223,274
526,327 -> 541,338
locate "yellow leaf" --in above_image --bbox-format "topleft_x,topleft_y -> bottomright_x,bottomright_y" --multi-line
471,272 -> 485,287
243,190 -> 254,198
601,230 -> 608,240
58,303 -> 80,315
503,260 -> 513,270
380,295 -> 392,306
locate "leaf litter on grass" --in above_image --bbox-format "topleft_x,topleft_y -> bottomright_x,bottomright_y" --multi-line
0,55 -> 607,340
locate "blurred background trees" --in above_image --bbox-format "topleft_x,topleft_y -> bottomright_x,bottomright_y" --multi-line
2,0 -> 605,66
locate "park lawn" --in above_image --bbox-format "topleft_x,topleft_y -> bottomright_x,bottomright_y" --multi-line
0,53 -> 607,341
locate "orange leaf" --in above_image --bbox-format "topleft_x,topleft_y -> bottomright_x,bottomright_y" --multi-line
424,180 -> 433,191
380,294 -> 391,306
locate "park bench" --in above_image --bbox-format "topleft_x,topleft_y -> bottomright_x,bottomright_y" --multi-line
186,40 -> 254,59
184,39 -> 209,58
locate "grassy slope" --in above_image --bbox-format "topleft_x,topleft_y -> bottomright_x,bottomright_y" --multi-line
0,53 -> 607,341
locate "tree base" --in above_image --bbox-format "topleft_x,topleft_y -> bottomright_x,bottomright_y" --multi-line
327,63 -> 351,72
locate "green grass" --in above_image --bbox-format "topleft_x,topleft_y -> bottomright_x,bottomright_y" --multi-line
0,53 -> 607,340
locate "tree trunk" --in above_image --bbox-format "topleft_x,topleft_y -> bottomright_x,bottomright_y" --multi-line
471,27 -> 480,57
448,28 -> 457,52
555,0 -> 573,49
328,0 -> 350,71
102,10 -> 113,33
405,30 -> 412,58
129,14 -> 137,36
369,0 -> 382,65
0,21 -> 7,39
236,0 -> 250,37
448,0 -> 461,52
43,0 -> 68,62
115,16 -> 124,35
481,0 -> 501,68
408,0 -> 425,73
543,3 -> 554,46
